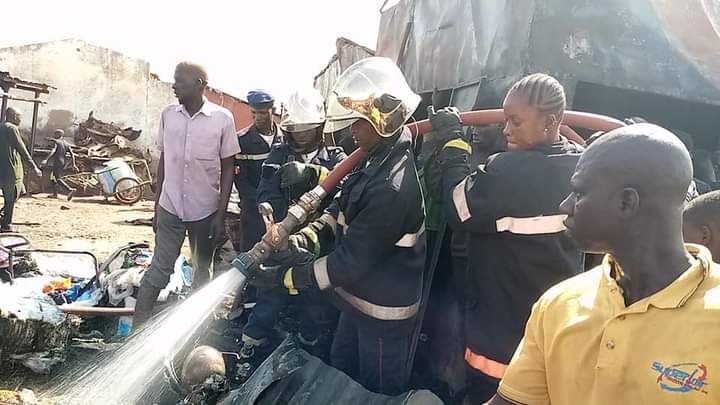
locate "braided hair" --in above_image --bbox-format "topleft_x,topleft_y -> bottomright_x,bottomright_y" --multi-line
506,73 -> 566,116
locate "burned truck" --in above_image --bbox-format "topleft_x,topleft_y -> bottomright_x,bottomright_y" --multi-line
378,0 -> 720,177
374,0 -> 720,400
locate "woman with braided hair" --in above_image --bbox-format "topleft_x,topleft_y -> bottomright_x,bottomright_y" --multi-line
427,73 -> 585,402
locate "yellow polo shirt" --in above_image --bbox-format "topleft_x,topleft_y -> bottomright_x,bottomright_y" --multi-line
498,244 -> 720,405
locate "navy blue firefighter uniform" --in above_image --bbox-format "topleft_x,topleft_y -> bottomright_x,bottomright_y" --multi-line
286,130 -> 426,395
438,134 -> 584,397
234,124 -> 283,252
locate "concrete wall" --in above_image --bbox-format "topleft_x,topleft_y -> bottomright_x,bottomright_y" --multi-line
0,39 -> 176,163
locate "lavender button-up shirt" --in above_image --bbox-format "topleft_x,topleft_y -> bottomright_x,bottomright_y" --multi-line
158,99 -> 240,222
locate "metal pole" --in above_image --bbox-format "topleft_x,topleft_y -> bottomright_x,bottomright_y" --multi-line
29,91 -> 40,155
0,95 -> 7,121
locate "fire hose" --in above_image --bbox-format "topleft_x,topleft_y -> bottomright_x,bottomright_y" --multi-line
59,109 -> 624,317
231,109 -> 625,276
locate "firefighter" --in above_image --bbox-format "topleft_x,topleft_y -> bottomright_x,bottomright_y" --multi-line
257,88 -> 347,221
250,57 -> 426,395
426,73 -> 584,402
236,88 -> 346,379
235,90 -> 283,252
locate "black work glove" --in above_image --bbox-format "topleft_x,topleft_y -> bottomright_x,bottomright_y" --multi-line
284,261 -> 316,291
420,106 -> 464,173
272,239 -> 315,267
418,106 -> 465,199
248,263 -> 288,289
426,106 -> 463,151
279,162 -> 328,190
249,251 -> 316,294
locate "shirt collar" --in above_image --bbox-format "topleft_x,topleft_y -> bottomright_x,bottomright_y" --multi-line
175,97 -> 213,117
601,243 -> 711,310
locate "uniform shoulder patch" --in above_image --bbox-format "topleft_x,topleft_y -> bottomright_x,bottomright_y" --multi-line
386,153 -> 412,192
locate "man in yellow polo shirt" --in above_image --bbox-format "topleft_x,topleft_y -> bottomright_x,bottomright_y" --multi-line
489,123 -> 720,405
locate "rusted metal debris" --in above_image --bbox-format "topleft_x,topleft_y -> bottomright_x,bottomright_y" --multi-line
0,71 -> 55,94
76,111 -> 142,144
32,112 -> 150,195
74,111 -> 144,164
0,71 -> 55,155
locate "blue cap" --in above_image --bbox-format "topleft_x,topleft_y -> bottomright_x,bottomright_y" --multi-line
247,90 -> 274,108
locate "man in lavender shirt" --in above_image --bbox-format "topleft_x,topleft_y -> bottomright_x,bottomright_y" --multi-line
134,62 -> 241,326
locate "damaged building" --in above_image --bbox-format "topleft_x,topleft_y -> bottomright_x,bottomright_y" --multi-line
0,39 -> 253,168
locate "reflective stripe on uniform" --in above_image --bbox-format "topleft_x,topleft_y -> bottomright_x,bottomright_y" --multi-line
319,213 -> 337,237
318,167 -> 330,183
241,334 -> 269,347
443,138 -> 472,153
464,348 -> 508,379
396,222 -> 425,248
299,227 -> 320,255
236,152 -> 270,160
495,214 -> 567,235
335,287 -> 419,321
313,257 -> 331,290
283,268 -> 299,295
337,211 -> 422,247
453,178 -> 472,222
337,212 -> 348,234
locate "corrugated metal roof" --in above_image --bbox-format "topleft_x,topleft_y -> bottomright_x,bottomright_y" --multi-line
0,71 -> 55,93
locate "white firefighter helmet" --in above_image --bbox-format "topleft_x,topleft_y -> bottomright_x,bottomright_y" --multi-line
280,88 -> 326,133
324,57 -> 420,137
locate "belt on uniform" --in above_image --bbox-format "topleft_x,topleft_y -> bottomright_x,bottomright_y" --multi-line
464,347 -> 508,379
236,152 -> 270,161
336,212 -> 424,248
335,287 -> 419,321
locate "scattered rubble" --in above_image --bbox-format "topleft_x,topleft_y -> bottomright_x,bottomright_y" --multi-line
34,112 -> 151,197
75,111 -> 142,156
0,278 -> 71,375
0,389 -> 38,405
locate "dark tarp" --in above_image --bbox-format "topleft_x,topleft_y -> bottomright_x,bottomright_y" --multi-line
220,337 -> 444,405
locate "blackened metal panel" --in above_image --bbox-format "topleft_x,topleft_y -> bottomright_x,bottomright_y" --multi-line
378,0 -> 720,106
377,0 -> 506,94
525,0 -> 720,105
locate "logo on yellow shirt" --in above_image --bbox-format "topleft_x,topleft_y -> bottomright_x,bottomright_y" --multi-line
652,361 -> 708,394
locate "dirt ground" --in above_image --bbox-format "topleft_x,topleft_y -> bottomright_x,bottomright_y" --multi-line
11,194 -> 158,261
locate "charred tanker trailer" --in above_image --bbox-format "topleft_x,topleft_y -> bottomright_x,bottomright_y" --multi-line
377,0 -> 720,149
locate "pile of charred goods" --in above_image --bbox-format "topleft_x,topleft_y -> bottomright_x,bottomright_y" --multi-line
33,112 -> 153,203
